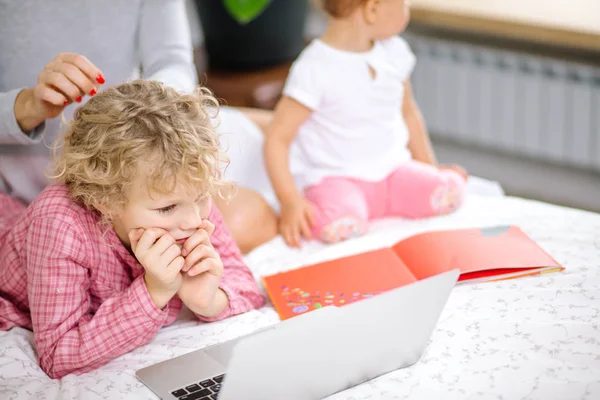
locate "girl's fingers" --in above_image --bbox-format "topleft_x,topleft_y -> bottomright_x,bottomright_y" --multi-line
183,244 -> 212,271
181,229 -> 211,257
135,228 -> 168,255
187,260 -> 212,277
167,256 -> 186,274
159,243 -> 183,268
149,233 -> 177,257
200,219 -> 215,236
188,249 -> 221,276
128,228 -> 145,253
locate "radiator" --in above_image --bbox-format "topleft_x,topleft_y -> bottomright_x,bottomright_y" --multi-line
404,33 -> 600,172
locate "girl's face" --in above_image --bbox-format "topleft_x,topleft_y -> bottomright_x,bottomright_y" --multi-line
111,170 -> 212,249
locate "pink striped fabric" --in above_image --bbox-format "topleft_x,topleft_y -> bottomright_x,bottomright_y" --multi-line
0,184 -> 265,379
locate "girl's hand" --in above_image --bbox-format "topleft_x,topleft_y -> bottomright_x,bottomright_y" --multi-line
14,53 -> 105,132
180,220 -> 221,277
129,228 -> 184,309
178,221 -> 226,314
279,195 -> 315,248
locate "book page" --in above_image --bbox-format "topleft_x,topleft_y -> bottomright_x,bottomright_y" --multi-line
263,248 -> 417,320
392,226 -> 560,281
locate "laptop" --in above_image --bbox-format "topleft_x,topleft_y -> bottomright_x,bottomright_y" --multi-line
136,269 -> 459,400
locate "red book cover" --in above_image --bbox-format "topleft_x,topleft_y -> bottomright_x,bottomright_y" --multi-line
263,226 -> 562,320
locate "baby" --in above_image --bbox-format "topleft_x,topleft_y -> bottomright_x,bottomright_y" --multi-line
0,80 -> 265,378
264,0 -> 467,247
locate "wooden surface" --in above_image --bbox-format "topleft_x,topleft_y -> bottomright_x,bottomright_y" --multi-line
410,0 -> 600,52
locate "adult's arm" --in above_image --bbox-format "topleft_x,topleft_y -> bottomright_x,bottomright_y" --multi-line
139,0 -> 198,93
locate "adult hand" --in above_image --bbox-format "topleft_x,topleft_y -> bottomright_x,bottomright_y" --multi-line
14,53 -> 105,132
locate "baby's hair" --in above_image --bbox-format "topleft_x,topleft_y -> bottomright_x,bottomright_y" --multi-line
319,0 -> 368,18
51,79 -> 230,220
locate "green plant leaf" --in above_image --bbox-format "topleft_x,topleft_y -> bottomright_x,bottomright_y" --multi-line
223,0 -> 271,24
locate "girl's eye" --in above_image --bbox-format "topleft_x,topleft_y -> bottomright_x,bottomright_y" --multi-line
158,204 -> 176,214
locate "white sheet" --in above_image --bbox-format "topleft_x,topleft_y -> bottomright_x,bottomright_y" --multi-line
248,195 -> 600,400
1,109 -> 598,398
1,192 -> 599,400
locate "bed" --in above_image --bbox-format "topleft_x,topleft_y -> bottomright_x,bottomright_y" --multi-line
2,108 -> 599,399
1,186 -> 599,400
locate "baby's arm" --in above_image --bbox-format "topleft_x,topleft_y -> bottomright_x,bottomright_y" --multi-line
264,96 -> 312,206
264,96 -> 316,247
402,80 -> 438,166
26,218 -> 169,379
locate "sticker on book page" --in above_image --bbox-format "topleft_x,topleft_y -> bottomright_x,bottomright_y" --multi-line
280,285 -> 382,316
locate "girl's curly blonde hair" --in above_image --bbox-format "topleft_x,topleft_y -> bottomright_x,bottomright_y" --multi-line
52,80 -> 230,217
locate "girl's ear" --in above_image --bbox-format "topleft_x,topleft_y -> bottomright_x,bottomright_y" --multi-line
362,0 -> 380,24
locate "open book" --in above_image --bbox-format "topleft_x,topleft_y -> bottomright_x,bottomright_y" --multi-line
263,225 -> 563,320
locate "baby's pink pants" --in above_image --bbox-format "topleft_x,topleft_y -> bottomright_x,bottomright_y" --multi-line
304,160 -> 466,243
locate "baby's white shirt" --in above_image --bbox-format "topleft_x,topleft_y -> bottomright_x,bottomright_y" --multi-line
283,36 -> 416,190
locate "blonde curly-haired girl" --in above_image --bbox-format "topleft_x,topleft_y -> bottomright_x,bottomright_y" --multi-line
0,80 -> 265,379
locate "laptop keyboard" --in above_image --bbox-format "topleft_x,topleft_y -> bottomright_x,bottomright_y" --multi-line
171,374 -> 224,399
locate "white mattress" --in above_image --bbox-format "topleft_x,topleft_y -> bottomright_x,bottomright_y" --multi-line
1,191 -> 599,400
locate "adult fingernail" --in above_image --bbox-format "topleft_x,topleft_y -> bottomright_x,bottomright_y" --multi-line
89,88 -> 97,96
181,249 -> 188,257
76,96 -> 82,103
63,100 -> 68,106
96,74 -> 105,84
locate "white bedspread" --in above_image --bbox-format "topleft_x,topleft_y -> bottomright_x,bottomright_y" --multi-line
1,193 -> 599,400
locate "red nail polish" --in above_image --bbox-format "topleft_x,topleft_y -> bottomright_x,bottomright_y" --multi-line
63,100 -> 68,106
89,88 -> 97,96
96,74 -> 105,84
76,96 -> 82,103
